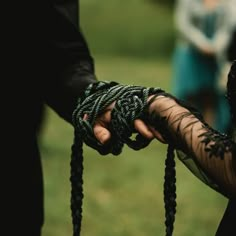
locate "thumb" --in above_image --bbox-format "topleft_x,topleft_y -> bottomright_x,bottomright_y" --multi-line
93,123 -> 111,144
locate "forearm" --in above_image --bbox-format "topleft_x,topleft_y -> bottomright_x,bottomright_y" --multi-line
148,95 -> 236,198
44,3 -> 97,123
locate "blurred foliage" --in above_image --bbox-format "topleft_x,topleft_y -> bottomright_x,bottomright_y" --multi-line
80,0 -> 175,59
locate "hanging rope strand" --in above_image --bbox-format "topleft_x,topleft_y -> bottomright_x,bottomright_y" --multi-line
164,144 -> 176,236
71,81 -> 176,236
70,133 -> 84,236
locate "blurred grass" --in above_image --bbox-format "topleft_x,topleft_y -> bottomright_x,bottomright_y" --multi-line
80,0 -> 175,59
40,56 -> 227,236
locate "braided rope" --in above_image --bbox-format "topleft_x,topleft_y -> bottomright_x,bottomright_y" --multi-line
164,145 -> 176,236
71,81 -> 176,236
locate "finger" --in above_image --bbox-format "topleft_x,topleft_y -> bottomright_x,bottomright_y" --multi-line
148,126 -> 167,144
99,110 -> 112,124
134,119 -> 154,139
83,114 -> 89,120
83,102 -> 115,122
91,103 -> 115,144
99,102 -> 115,123
94,124 -> 111,144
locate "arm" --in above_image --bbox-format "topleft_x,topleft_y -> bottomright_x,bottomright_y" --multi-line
175,0 -> 214,54
148,94 -> 236,199
85,59 -> 236,199
146,60 -> 236,199
71,71 -> 236,199
43,1 -> 97,123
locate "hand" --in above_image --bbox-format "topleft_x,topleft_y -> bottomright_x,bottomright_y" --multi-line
199,45 -> 214,56
89,99 -> 167,145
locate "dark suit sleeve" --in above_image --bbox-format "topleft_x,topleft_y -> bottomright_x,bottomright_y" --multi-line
43,0 -> 97,123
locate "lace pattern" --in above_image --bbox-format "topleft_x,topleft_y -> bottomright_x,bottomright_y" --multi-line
147,95 -> 236,198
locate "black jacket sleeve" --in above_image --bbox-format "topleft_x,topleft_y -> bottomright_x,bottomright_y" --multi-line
43,0 -> 97,123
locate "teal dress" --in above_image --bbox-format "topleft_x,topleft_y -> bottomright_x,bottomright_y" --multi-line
172,12 -> 231,132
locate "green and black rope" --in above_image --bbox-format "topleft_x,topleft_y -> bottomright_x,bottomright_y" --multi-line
71,81 -> 176,236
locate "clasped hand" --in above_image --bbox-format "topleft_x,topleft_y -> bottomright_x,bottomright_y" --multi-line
87,95 -> 181,146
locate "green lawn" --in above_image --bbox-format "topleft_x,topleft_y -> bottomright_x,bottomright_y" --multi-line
80,0 -> 175,59
40,56 -> 227,236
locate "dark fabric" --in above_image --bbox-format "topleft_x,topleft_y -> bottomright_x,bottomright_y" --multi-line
3,0 -> 97,234
227,29 -> 236,62
215,200 -> 236,236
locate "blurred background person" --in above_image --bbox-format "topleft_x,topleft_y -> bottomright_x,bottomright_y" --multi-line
171,0 -> 235,133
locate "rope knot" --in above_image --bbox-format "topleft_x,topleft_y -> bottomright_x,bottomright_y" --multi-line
72,81 -> 164,155
111,88 -> 152,153
70,81 -> 179,236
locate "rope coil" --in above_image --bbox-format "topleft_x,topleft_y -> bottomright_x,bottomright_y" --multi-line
71,81 -> 176,236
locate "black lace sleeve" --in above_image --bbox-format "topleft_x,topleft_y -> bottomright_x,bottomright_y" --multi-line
147,75 -> 236,199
